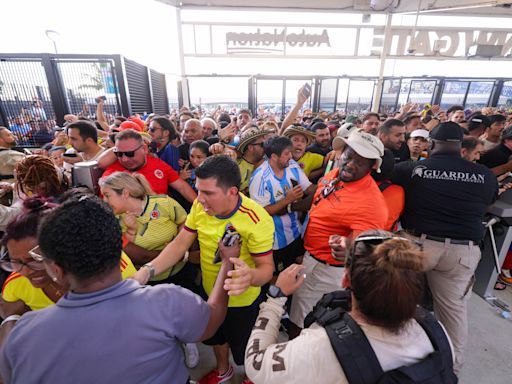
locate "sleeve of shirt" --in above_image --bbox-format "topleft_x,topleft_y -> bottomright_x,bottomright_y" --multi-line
391,161 -> 414,187
248,209 -> 275,256
184,200 -> 199,232
164,163 -> 180,184
167,197 -> 188,225
1,274 -> 21,303
249,175 -> 272,207
164,285 -> 211,343
245,297 -> 328,384
0,343 -> 12,384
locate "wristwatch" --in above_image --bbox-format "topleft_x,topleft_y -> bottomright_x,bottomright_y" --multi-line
141,262 -> 155,280
267,284 -> 287,299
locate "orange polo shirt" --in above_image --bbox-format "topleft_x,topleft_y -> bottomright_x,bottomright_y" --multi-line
304,170 -> 388,266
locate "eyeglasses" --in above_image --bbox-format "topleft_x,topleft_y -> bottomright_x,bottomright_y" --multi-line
113,145 -> 143,158
0,246 -> 46,273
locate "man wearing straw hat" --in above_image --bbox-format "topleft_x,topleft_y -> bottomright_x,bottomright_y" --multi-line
236,127 -> 268,195
282,125 -> 325,181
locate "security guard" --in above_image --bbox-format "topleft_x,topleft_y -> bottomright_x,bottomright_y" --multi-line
392,122 -> 498,374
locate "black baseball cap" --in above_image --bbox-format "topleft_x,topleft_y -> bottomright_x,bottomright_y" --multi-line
430,122 -> 464,143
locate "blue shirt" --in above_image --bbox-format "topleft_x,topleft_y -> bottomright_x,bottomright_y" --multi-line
0,279 -> 210,384
157,142 -> 180,172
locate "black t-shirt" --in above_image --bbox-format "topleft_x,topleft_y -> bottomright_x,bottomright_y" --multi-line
178,143 -> 190,161
392,142 -> 410,163
478,143 -> 512,169
392,153 -> 498,241
307,143 -> 332,156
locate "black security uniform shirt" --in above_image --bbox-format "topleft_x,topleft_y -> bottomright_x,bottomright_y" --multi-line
392,152 -> 498,242
478,143 -> 512,169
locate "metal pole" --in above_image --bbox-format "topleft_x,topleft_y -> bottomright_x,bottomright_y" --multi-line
372,12 -> 393,113
175,7 -> 190,108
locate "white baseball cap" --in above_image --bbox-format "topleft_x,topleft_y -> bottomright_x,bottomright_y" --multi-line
410,129 -> 430,139
340,129 -> 385,173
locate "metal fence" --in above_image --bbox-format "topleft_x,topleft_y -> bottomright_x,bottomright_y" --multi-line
0,53 -> 169,146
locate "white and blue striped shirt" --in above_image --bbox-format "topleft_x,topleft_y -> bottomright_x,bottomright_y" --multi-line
249,160 -> 311,250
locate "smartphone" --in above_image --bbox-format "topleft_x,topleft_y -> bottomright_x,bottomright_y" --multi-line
302,83 -> 312,99
213,224 -> 240,263
290,179 -> 299,188
63,153 -> 78,158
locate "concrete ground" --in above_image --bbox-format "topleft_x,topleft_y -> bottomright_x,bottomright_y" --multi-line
189,287 -> 512,384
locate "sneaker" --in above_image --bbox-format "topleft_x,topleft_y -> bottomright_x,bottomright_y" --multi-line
198,366 -> 234,384
184,343 -> 199,368
499,272 -> 512,286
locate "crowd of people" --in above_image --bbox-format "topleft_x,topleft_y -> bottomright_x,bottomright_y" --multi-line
0,83 -> 511,383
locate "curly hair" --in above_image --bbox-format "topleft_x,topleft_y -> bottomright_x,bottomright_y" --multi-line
15,155 -> 68,198
38,197 -> 122,280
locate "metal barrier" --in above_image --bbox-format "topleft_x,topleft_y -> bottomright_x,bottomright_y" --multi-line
0,53 -> 169,147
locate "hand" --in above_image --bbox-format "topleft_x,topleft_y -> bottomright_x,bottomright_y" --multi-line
329,235 -> 348,262
223,147 -> 238,161
64,114 -> 78,123
499,182 -> 512,195
180,168 -> 192,180
131,267 -> 151,285
217,237 -> 241,262
275,264 -> 306,296
219,123 -> 236,143
209,143 -> 225,155
0,182 -> 14,193
481,107 -> 494,116
286,185 -> 304,204
178,158 -> 187,169
430,104 -> 440,114
224,258 -> 252,296
122,212 -> 138,232
297,85 -> 309,105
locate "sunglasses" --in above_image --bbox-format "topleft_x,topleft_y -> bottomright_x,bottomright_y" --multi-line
148,126 -> 161,133
113,145 -> 143,158
313,177 -> 343,206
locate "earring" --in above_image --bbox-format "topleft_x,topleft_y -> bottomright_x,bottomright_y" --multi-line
52,276 -> 58,282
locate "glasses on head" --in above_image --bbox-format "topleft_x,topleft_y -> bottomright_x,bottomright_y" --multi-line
0,245 -> 46,273
113,145 -> 143,158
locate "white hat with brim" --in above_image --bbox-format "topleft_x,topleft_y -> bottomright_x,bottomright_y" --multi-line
410,129 -> 430,139
340,129 -> 385,173
282,125 -> 315,146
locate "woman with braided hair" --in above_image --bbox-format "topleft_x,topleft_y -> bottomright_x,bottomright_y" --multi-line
0,155 -> 68,231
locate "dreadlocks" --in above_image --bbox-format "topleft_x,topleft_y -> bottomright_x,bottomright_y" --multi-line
15,155 -> 68,198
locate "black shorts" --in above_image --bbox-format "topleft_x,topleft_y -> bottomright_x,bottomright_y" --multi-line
202,293 -> 263,365
273,236 -> 305,275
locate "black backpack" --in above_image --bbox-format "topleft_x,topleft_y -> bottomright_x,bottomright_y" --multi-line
304,291 -> 458,384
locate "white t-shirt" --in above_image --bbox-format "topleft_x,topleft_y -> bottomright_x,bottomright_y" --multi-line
249,160 -> 311,250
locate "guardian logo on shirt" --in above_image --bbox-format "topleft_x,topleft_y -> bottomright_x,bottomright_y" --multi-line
412,165 -> 485,183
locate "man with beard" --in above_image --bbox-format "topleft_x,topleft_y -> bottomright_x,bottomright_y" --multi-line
378,118 -> 406,153
0,127 -> 25,185
249,136 -> 316,277
282,125 -> 325,181
307,122 -> 332,156
289,129 -> 388,332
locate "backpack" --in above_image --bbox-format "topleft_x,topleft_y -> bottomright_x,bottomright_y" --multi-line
304,291 -> 458,384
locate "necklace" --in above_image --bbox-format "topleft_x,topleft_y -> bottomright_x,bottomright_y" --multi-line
48,283 -> 64,297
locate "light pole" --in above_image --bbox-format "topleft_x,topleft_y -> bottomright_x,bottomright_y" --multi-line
45,30 -> 60,54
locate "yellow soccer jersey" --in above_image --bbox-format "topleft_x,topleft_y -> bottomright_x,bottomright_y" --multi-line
185,194 -> 275,307
297,151 -> 324,178
120,195 -> 187,281
1,253 -> 136,311
237,158 -> 255,195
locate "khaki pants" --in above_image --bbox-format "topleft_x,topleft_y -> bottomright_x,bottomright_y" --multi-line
289,252 -> 345,328
403,233 -> 480,374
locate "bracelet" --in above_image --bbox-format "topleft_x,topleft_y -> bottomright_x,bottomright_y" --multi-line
287,203 -> 293,214
141,262 -> 155,280
1,315 -> 21,327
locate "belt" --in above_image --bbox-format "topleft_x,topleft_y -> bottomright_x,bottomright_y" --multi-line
407,230 -> 474,246
308,252 -> 345,268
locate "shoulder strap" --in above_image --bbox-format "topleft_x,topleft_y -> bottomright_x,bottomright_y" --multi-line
415,310 -> 456,375
325,312 -> 384,384
378,181 -> 392,192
